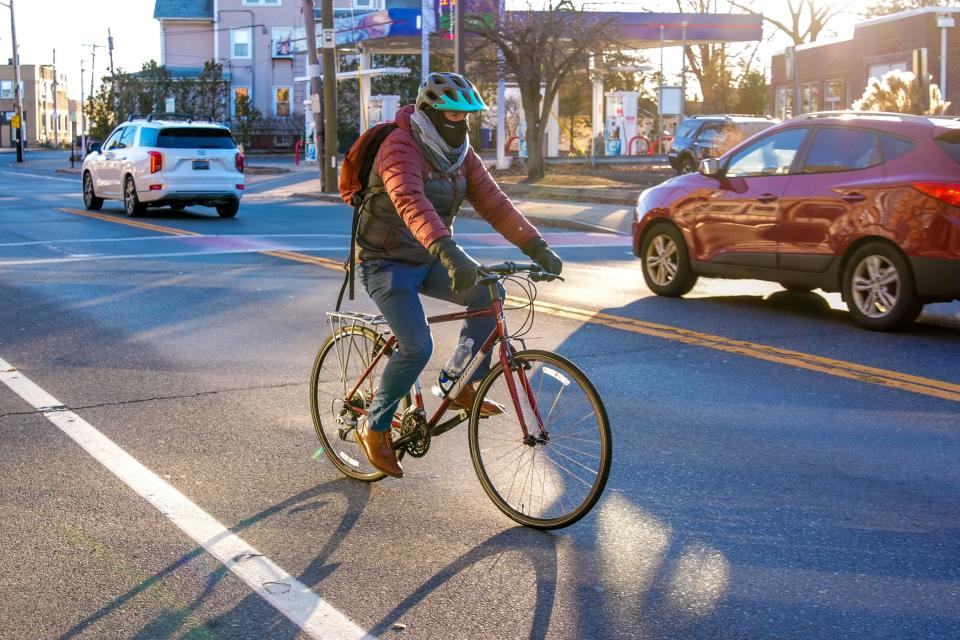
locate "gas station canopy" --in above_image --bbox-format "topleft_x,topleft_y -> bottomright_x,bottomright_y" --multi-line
324,10 -> 763,54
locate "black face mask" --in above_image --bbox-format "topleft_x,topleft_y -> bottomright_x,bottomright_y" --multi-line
425,106 -> 469,147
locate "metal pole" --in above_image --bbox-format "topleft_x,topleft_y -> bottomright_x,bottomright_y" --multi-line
681,21 -> 688,118
53,49 -> 59,149
80,61 -> 86,158
658,25 -> 664,154
321,0 -> 339,192
9,0 -> 23,162
108,29 -> 115,75
421,0 -> 432,80
302,0 -> 325,189
495,0 -> 506,169
454,0 -> 465,75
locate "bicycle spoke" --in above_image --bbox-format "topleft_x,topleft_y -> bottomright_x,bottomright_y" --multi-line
546,446 -> 601,478
541,451 -> 595,490
547,440 -> 602,460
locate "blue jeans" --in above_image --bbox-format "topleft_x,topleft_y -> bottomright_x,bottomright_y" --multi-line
359,258 -> 496,432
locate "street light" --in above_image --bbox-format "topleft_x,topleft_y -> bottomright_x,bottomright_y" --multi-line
0,0 -> 24,162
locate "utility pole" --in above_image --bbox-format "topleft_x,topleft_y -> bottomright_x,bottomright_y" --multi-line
320,0 -> 338,192
302,0 -> 326,190
80,60 -> 86,157
107,29 -> 115,75
52,49 -> 59,149
3,0 -> 24,162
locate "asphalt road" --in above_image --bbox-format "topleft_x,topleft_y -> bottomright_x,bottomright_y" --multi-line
1,154 -> 958,640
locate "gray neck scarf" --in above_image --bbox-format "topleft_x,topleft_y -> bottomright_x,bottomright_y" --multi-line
410,108 -> 469,176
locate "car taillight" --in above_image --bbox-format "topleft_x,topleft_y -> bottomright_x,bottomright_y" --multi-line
911,181 -> 960,207
148,151 -> 163,173
235,152 -> 244,172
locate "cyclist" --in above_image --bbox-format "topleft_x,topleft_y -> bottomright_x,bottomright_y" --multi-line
354,72 -> 562,478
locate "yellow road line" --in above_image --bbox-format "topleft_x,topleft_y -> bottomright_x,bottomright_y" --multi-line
60,208 -> 200,236
56,207 -> 959,403
509,296 -> 960,403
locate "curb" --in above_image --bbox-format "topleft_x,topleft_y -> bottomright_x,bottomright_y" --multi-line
56,168 -> 81,176
245,165 -> 291,175
498,183 -> 639,206
288,192 -> 629,236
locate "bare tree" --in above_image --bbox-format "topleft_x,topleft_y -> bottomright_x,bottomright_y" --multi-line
467,1 -> 621,180
727,0 -> 853,44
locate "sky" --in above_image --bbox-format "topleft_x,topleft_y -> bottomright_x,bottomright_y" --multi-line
6,0 -> 161,99
0,0 -> 898,99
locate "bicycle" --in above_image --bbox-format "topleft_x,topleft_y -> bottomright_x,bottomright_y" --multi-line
309,262 -> 612,529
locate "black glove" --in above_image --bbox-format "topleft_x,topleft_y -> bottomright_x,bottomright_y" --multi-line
522,238 -> 563,276
428,237 -> 480,293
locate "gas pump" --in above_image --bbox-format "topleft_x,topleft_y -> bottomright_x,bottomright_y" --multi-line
506,85 -> 560,158
604,91 -> 639,156
367,95 -> 400,129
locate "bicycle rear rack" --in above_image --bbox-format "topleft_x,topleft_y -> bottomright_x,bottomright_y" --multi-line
326,311 -> 391,335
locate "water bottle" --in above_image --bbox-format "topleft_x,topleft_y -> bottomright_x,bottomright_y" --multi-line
437,337 -> 474,395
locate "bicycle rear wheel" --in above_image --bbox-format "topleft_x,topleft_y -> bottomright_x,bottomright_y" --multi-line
468,349 -> 611,529
310,325 -> 408,482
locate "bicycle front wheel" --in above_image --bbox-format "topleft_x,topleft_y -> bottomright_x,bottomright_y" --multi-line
468,349 -> 611,529
310,325 -> 408,482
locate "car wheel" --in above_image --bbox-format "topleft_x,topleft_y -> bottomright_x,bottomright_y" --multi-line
82,172 -> 103,211
640,224 -> 697,297
677,156 -> 697,175
123,176 -> 147,217
842,242 -> 922,331
216,201 -> 239,218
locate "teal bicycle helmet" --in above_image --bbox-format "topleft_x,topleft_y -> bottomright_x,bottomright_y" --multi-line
417,72 -> 488,112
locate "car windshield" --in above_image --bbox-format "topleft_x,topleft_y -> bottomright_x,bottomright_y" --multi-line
148,128 -> 236,150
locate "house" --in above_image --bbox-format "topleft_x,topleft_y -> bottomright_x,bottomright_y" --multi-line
769,6 -> 960,119
0,64 -> 74,148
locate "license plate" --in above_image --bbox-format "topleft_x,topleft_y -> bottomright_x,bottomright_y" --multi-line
192,159 -> 209,170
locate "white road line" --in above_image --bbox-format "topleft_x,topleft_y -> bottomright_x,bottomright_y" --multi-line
0,169 -> 78,183
0,356 -> 374,640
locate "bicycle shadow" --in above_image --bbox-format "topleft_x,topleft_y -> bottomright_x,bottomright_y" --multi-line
58,478 -> 371,640
367,527 -> 559,639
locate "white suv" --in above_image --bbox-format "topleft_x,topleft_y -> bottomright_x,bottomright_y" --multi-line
82,114 -> 245,218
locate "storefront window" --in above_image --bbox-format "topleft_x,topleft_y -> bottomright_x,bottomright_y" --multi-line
776,86 -> 793,120
824,80 -> 844,111
801,83 -> 820,114
274,87 -> 291,117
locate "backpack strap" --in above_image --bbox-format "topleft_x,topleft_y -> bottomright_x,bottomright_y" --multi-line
335,123 -> 398,312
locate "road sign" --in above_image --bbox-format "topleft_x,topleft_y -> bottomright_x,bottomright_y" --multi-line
11,114 -> 20,129
322,29 -> 335,49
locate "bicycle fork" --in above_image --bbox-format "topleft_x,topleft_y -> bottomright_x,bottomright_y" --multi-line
499,342 -> 549,445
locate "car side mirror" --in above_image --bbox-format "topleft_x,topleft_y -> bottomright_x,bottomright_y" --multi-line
90,143 -> 102,154
699,158 -> 721,177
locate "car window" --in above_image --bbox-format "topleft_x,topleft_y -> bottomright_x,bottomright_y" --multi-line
725,128 -> 808,178
139,127 -> 160,147
675,120 -> 699,140
101,128 -> 123,151
879,134 -> 914,161
802,128 -> 880,174
155,128 -> 236,149
115,126 -> 137,149
936,132 -> 960,165
696,127 -> 720,145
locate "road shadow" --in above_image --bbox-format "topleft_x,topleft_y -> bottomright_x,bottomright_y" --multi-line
58,478 -> 370,640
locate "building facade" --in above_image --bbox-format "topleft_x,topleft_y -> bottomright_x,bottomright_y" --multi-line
770,7 -> 960,119
0,64 -> 75,148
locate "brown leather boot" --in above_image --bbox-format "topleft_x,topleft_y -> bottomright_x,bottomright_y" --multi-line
450,381 -> 505,417
356,418 -> 403,478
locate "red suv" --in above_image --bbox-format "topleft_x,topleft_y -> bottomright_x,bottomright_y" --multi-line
632,112 -> 960,331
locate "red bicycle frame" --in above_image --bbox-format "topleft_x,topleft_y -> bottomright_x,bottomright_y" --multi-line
350,293 -> 545,440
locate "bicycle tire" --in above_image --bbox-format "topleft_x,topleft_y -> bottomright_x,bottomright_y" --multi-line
310,324 -> 409,482
468,349 -> 611,529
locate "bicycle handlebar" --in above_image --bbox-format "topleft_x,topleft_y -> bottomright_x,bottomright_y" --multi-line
477,261 -> 563,282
